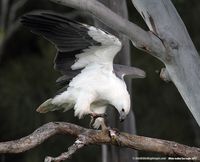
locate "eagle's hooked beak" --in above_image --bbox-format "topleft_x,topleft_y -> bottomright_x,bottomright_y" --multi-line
119,109 -> 126,122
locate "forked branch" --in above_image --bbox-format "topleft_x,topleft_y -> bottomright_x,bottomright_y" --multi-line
0,122 -> 199,161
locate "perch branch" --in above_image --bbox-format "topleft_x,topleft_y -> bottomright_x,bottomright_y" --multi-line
0,122 -> 200,161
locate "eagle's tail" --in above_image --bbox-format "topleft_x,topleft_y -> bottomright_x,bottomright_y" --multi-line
37,98 -> 73,113
36,99 -> 56,113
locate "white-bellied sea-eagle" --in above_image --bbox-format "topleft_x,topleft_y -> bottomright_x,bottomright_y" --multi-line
21,11 -> 145,129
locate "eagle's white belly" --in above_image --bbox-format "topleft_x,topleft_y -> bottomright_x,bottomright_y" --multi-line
52,63 -> 130,119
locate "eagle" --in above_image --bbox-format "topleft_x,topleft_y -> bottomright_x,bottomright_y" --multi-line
21,11 -> 145,129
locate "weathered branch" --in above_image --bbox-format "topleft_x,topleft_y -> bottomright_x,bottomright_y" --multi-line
45,139 -> 85,162
131,0 -> 200,127
0,122 -> 200,161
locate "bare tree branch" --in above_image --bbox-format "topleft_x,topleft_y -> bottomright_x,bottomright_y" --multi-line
131,0 -> 200,127
45,139 -> 85,162
0,122 -> 200,161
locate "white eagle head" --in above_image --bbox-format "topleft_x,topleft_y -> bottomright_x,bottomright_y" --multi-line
112,93 -> 131,122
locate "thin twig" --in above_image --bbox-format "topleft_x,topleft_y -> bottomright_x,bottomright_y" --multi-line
45,139 -> 85,162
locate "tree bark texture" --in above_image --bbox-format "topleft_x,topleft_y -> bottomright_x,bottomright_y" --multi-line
131,0 -> 200,127
0,122 -> 199,161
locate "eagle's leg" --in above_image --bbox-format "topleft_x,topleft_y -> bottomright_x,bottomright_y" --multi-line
89,112 -> 107,125
89,112 -> 109,130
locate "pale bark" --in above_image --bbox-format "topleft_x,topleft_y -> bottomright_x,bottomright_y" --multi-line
131,0 -> 200,126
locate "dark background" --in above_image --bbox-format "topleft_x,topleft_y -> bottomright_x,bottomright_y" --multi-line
0,0 -> 200,161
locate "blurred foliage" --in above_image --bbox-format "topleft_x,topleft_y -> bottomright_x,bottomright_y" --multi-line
0,0 -> 200,162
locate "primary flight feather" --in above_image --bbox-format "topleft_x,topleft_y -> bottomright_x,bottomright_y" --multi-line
21,11 -> 145,129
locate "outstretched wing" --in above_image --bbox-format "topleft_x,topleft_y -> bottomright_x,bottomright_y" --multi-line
21,11 -> 122,76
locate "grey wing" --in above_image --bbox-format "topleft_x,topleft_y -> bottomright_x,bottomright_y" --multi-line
21,11 -> 122,84
21,11 -> 101,77
113,64 -> 146,79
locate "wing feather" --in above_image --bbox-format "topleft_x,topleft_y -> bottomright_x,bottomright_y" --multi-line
113,64 -> 146,79
21,11 -> 121,76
